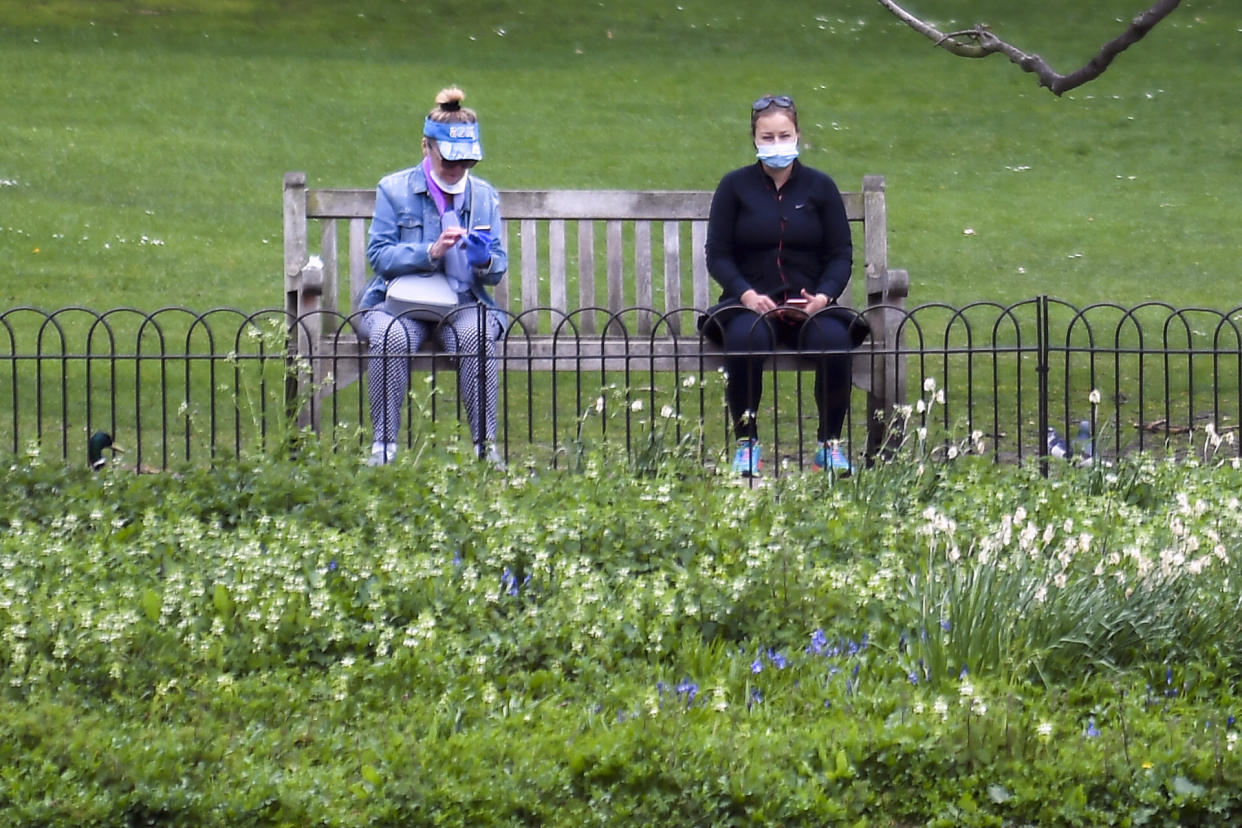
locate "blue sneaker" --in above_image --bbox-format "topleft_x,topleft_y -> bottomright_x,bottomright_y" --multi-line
731,439 -> 762,477
813,442 -> 853,476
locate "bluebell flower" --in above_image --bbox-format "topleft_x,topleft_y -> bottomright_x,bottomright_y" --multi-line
898,632 -> 908,653
959,665 -> 969,679
807,629 -> 828,655
768,649 -> 787,670
940,618 -> 952,632
908,670 -> 920,686
846,663 -> 861,696
751,657 -> 763,674
1086,717 -> 1100,738
1228,715 -> 1236,730
675,679 -> 698,707
847,639 -> 860,656
748,688 -> 763,711
327,559 -> 338,572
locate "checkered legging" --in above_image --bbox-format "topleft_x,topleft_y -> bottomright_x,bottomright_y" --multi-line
358,306 -> 501,445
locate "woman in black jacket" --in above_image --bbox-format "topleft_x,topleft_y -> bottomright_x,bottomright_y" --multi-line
702,94 -> 861,477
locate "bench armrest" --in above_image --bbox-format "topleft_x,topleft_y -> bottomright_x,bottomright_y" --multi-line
299,255 -> 325,298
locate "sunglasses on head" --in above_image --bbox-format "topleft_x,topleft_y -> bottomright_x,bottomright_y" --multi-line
752,95 -> 794,112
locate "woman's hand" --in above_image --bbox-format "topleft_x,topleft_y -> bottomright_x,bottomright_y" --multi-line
803,289 -> 833,315
428,226 -> 467,260
741,289 -> 778,315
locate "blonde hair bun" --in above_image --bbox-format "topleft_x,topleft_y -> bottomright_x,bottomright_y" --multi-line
435,86 -> 465,112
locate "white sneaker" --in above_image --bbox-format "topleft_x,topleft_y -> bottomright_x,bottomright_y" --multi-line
476,442 -> 505,470
367,441 -> 398,466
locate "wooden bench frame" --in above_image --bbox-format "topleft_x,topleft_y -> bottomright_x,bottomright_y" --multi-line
283,171 -> 908,454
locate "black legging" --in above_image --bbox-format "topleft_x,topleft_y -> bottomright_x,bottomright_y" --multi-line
718,310 -> 853,442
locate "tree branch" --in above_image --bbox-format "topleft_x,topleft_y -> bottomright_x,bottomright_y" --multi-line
874,0 -> 1182,95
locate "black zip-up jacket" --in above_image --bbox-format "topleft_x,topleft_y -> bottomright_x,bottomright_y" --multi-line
704,161 -> 853,304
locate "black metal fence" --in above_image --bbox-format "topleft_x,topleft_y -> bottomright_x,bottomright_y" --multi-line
4,298 -> 1240,473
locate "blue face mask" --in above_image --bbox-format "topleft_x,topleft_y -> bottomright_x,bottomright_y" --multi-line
756,141 -> 799,169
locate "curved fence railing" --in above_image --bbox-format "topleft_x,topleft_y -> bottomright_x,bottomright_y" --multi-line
3,299 -> 1241,473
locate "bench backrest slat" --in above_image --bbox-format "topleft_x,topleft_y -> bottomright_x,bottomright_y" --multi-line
349,217 -> 368,306
321,219 -> 338,312
578,222 -> 596,329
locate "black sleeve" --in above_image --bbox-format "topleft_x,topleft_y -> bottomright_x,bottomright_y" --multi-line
705,169 -> 754,300
814,174 -> 853,300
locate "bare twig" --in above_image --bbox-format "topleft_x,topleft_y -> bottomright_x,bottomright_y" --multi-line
874,0 -> 1182,95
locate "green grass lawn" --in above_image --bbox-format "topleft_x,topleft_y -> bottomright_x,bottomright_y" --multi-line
2,0 -> 1239,314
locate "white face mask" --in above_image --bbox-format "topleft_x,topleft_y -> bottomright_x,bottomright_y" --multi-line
756,141 -> 799,169
429,168 -> 469,195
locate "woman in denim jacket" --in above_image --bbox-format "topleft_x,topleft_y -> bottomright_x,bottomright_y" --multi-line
357,87 -> 508,467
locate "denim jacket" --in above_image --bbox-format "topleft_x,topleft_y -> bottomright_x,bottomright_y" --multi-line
357,164 -> 508,312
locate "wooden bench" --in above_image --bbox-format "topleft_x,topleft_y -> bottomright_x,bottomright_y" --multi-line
283,171 -> 909,454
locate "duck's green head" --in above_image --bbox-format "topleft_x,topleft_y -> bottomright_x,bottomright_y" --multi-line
88,431 -> 123,470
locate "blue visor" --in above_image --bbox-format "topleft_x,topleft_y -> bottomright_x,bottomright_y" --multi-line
424,118 -> 483,162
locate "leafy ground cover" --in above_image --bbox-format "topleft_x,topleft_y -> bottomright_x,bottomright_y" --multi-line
1,0 -> 1239,312
3,411 -> 1242,825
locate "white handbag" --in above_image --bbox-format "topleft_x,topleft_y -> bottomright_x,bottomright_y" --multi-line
383,274 -> 459,321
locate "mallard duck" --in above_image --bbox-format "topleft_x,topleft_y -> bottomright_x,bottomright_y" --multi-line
88,430 -> 123,471
88,430 -> 178,475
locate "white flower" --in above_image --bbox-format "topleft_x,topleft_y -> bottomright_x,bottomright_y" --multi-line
923,377 -> 937,393
1037,721 -> 1053,739
594,395 -> 605,413
660,404 -> 675,419
1088,388 -> 1102,405
681,375 -> 697,388
630,400 -> 643,412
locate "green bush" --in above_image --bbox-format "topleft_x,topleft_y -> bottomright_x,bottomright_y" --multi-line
2,432 -> 1242,825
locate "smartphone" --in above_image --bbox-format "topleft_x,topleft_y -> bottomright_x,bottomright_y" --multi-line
784,297 -> 809,308
472,225 -> 491,233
